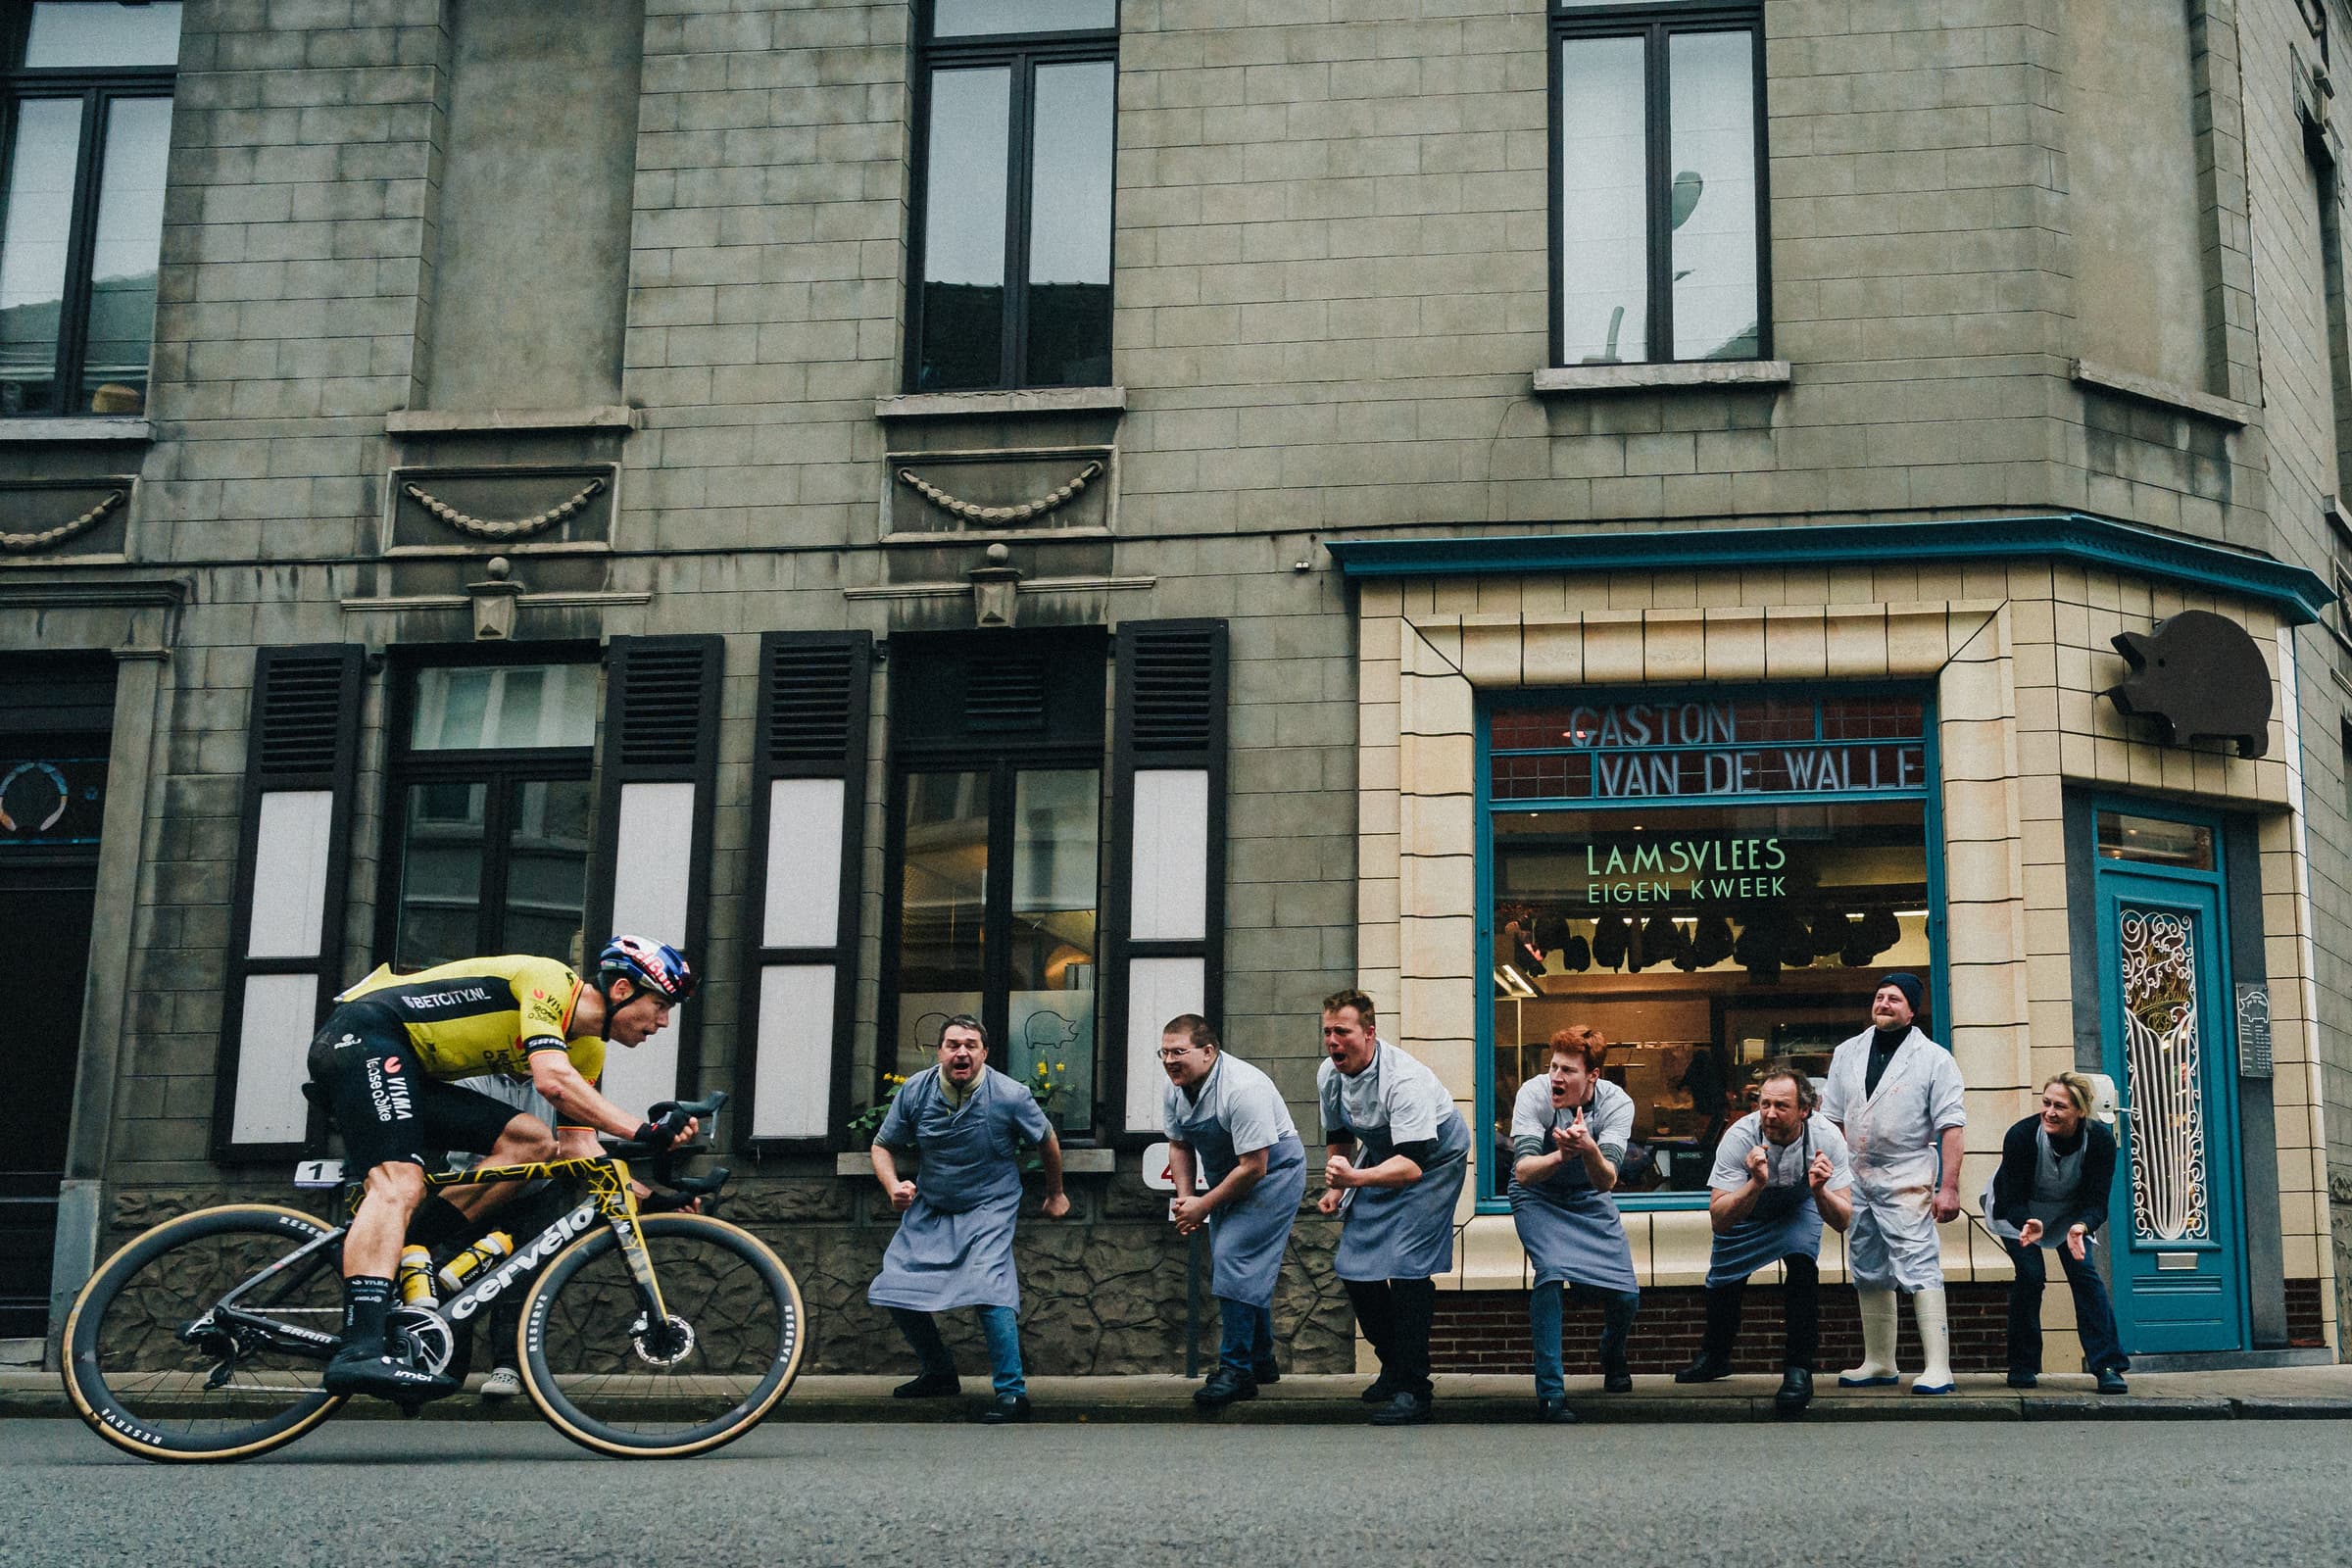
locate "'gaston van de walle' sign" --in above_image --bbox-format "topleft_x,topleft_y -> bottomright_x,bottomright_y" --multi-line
1585,836 -> 1787,905
1497,701 -> 1928,801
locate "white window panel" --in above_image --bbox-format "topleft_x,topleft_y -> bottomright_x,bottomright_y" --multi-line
1124,955 -> 1204,1132
1128,769 -> 1208,942
245,790 -> 335,959
610,780 -> 695,937
762,777 -> 846,950
600,779 -> 698,1113
229,971 -> 318,1145
752,964 -> 837,1141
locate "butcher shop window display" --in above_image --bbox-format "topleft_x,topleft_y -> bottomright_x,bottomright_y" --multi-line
1486,692 -> 1941,1204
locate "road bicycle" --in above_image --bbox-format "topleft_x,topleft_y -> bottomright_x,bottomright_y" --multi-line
63,1092 -> 805,1461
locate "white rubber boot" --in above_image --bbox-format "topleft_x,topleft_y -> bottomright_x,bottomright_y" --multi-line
1910,1287 -> 1954,1395
1838,1288 -> 1900,1387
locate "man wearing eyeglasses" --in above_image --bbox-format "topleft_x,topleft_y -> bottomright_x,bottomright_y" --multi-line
1159,1013 -> 1307,1411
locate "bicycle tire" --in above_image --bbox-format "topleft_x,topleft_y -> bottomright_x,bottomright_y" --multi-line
518,1212 -> 804,1458
63,1203 -> 348,1463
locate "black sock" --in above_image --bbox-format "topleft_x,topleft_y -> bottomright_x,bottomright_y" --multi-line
408,1195 -> 473,1249
342,1275 -> 393,1348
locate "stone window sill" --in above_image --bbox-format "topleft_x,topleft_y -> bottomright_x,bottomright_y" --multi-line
0,416 -> 154,443
1532,361 -> 1790,395
387,406 -> 639,436
2071,360 -> 2255,427
875,386 -> 1128,420
833,1148 -> 1117,1177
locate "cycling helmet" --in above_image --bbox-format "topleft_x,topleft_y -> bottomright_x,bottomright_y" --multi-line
596,935 -> 696,1005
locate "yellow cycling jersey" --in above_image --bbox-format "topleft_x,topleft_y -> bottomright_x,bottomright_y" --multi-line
335,956 -> 605,1086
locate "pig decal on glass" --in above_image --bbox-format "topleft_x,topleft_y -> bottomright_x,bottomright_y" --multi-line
2104,609 -> 2271,759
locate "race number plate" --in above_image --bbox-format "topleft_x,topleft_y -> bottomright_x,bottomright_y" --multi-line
292,1159 -> 346,1189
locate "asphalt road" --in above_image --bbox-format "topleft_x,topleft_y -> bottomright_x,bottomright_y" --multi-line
8,1417 -> 2348,1567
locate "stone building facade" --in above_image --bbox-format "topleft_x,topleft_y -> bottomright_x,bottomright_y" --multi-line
3,0 -> 2348,1376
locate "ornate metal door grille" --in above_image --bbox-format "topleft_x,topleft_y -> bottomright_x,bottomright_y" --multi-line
2119,907 -> 2210,1243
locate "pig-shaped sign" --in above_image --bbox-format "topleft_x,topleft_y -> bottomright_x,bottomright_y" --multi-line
2104,609 -> 2271,759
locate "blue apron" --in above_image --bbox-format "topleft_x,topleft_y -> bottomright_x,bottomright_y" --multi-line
1508,1098 -> 1638,1295
866,1067 -> 1049,1313
1332,1105 -> 1470,1283
1706,1122 -> 1825,1288
1170,1092 -> 1307,1308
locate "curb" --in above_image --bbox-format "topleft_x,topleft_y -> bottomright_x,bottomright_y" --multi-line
14,1385 -> 2352,1427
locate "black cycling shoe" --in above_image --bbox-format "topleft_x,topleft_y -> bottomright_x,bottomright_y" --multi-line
322,1341 -> 458,1402
892,1371 -> 962,1398
1369,1390 -> 1433,1427
1359,1372 -> 1400,1404
1251,1360 -> 1281,1387
1773,1367 -> 1813,1418
1534,1395 -> 1577,1425
977,1395 -> 1032,1425
1195,1368 -> 1257,1410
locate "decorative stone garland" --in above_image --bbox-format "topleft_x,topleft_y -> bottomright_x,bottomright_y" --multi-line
0,488 -> 126,553
896,460 -> 1103,526
403,475 -> 607,539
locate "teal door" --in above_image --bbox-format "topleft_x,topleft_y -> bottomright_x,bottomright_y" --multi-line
2092,807 -> 2247,1355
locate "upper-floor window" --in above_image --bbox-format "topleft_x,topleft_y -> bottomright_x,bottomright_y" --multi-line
383,662 -> 599,971
1552,0 -> 1765,366
0,1 -> 179,416
907,0 -> 1115,393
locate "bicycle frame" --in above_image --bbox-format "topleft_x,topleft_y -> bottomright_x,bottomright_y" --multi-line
194,1154 -> 666,1365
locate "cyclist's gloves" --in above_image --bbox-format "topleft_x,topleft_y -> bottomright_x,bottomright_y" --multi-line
632,1119 -> 678,1150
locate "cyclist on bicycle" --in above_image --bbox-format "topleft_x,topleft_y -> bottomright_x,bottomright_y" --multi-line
306,935 -> 700,1401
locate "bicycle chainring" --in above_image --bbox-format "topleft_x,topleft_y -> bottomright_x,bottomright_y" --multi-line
627,1310 -> 697,1368
387,1305 -> 458,1376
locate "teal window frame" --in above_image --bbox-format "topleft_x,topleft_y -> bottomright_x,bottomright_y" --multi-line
1474,682 -> 1950,1213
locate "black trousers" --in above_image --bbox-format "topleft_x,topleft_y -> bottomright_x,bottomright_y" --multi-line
1700,1253 -> 1820,1370
1345,1277 -> 1436,1396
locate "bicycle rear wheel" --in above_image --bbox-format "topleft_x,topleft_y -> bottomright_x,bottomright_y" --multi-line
63,1204 -> 348,1462
518,1212 -> 804,1458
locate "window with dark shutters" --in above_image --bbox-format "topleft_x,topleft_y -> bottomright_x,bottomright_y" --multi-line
587,635 -> 723,1121
213,645 -> 366,1159
1104,618 -> 1228,1139
741,632 -> 873,1146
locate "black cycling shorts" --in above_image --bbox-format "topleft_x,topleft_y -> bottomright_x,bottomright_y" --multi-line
306,1001 -> 525,1173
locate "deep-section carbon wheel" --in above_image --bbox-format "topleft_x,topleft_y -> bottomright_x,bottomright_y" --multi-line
518,1212 -> 804,1458
63,1204 -> 347,1462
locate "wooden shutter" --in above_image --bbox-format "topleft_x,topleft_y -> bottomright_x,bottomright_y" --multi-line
213,645 -> 366,1160
587,635 -> 722,1117
1104,619 -> 1229,1140
738,631 -> 872,1147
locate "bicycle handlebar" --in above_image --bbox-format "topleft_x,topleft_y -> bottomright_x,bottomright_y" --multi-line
605,1092 -> 731,1197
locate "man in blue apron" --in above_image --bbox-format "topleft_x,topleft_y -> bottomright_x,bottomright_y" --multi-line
1160,1013 -> 1307,1411
1678,1061 -> 1854,1416
1819,972 -> 1966,1395
1507,1025 -> 1640,1422
1316,988 -> 1470,1428
867,1014 -> 1071,1424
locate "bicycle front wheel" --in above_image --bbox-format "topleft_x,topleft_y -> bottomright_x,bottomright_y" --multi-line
518,1212 -> 805,1458
63,1204 -> 348,1462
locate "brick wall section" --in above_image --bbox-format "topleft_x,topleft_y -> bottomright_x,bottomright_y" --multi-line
1432,1285 -> 2014,1376
625,0 -> 908,553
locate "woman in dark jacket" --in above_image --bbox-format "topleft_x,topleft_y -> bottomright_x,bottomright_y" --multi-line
1987,1071 -> 2128,1393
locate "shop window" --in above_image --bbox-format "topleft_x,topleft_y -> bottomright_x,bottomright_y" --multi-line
882,630 -> 1106,1136
383,662 -> 598,971
1551,0 -> 1765,366
906,0 -> 1115,392
1484,692 -> 1938,1205
0,1 -> 179,416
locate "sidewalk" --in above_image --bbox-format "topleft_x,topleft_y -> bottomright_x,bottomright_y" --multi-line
12,1364 -> 2352,1425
